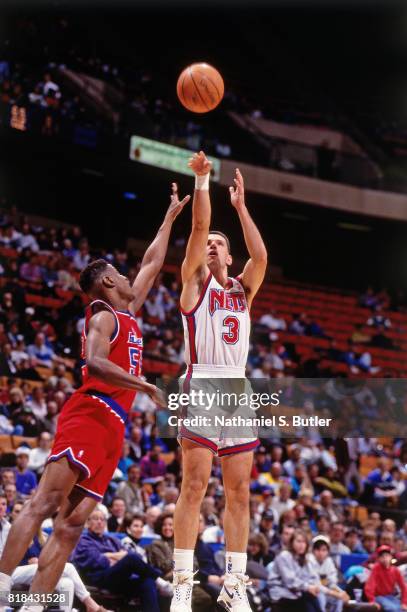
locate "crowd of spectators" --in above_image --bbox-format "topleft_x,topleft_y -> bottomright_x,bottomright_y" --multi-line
1,436 -> 407,610
0,206 -> 406,609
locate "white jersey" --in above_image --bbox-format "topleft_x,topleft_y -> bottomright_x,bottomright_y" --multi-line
181,272 -> 250,369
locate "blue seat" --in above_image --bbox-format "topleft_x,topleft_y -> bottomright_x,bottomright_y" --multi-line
340,553 -> 368,574
106,531 -> 126,540
138,536 -> 155,547
208,542 -> 225,553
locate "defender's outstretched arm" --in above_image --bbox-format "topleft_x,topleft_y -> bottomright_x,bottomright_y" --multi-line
129,183 -> 190,314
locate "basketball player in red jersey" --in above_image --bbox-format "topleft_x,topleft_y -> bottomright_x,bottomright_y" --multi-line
171,152 -> 267,612
0,184 -> 190,611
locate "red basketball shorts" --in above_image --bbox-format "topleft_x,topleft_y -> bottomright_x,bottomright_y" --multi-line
47,391 -> 127,500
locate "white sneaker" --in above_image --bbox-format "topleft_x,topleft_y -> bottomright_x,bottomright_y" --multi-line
217,573 -> 252,611
170,570 -> 199,612
156,576 -> 174,597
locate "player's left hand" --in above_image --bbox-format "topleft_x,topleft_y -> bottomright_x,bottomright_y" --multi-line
229,168 -> 246,210
148,385 -> 167,408
165,183 -> 191,222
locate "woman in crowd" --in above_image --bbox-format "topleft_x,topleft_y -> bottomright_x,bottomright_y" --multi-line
146,511 -> 174,581
268,528 -> 322,611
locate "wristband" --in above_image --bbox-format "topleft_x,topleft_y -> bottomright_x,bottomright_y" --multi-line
195,173 -> 210,190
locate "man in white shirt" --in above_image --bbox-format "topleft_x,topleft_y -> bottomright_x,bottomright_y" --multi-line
28,433 -> 53,476
259,311 -> 287,331
270,482 -> 295,520
0,495 -> 11,557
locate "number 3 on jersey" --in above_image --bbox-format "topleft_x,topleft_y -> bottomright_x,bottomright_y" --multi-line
222,316 -> 240,344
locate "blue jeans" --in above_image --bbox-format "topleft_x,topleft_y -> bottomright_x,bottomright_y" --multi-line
317,592 -> 343,612
96,552 -> 161,612
375,595 -> 402,612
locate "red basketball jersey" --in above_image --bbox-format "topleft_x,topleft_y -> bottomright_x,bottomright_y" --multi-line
77,299 -> 143,413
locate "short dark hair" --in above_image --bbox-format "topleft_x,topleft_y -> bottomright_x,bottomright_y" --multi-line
209,230 -> 231,254
79,259 -> 109,294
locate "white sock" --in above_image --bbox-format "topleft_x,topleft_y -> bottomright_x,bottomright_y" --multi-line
0,572 -> 11,592
225,551 -> 247,575
173,548 -> 194,572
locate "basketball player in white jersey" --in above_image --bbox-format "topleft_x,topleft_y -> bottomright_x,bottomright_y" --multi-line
170,151 -> 267,612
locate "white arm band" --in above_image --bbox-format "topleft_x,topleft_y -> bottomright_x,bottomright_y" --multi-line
195,173 -> 210,191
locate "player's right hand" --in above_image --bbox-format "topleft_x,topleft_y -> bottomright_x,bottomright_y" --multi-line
188,150 -> 212,175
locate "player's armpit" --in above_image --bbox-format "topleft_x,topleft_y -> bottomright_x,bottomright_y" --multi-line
239,257 -> 267,309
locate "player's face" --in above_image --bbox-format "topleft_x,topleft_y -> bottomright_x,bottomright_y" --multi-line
207,234 -> 232,270
107,265 -> 133,300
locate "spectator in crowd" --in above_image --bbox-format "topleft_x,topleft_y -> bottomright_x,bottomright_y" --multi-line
13,404 -> 42,437
117,440 -> 135,475
259,310 -> 287,331
0,494 -> 11,555
344,528 -> 365,554
202,507 -> 225,545
107,497 -> 127,533
42,400 -> 59,434
121,514 -> 148,557
28,431 -> 52,476
17,224 -> 39,252
4,483 -> 17,513
142,506 -> 162,539
310,536 -> 349,611
27,332 -> 57,368
367,308 -> 392,330
128,426 -> 146,462
73,239 -> 91,271
329,523 -> 350,568
9,500 -> 24,523
27,386 -> 47,420
364,545 -> 407,611
72,508 -> 166,611
361,530 -> 378,555
247,533 -> 274,567
365,457 -> 394,505
14,446 -> 37,497
19,254 -> 43,283
1,469 -> 16,489
146,512 -> 174,581
116,465 -> 145,514
140,445 -> 167,480
268,529 -> 322,611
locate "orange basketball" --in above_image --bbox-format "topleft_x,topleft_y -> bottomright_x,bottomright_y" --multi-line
176,63 -> 224,113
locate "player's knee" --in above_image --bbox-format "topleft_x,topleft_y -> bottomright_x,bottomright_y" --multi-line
226,478 -> 250,508
182,475 -> 207,505
29,490 -> 63,520
54,514 -> 86,545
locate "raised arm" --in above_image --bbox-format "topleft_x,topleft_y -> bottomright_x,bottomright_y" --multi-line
129,183 -> 190,314
86,310 -> 162,404
230,168 -> 267,308
181,151 -> 212,285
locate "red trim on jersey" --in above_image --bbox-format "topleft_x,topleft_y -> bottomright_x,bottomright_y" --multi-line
180,272 -> 212,316
179,430 -> 218,453
84,300 -> 120,344
218,439 -> 260,456
182,364 -> 193,393
186,316 -> 198,364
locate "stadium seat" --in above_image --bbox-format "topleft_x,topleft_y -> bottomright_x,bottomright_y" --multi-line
340,553 -> 368,574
